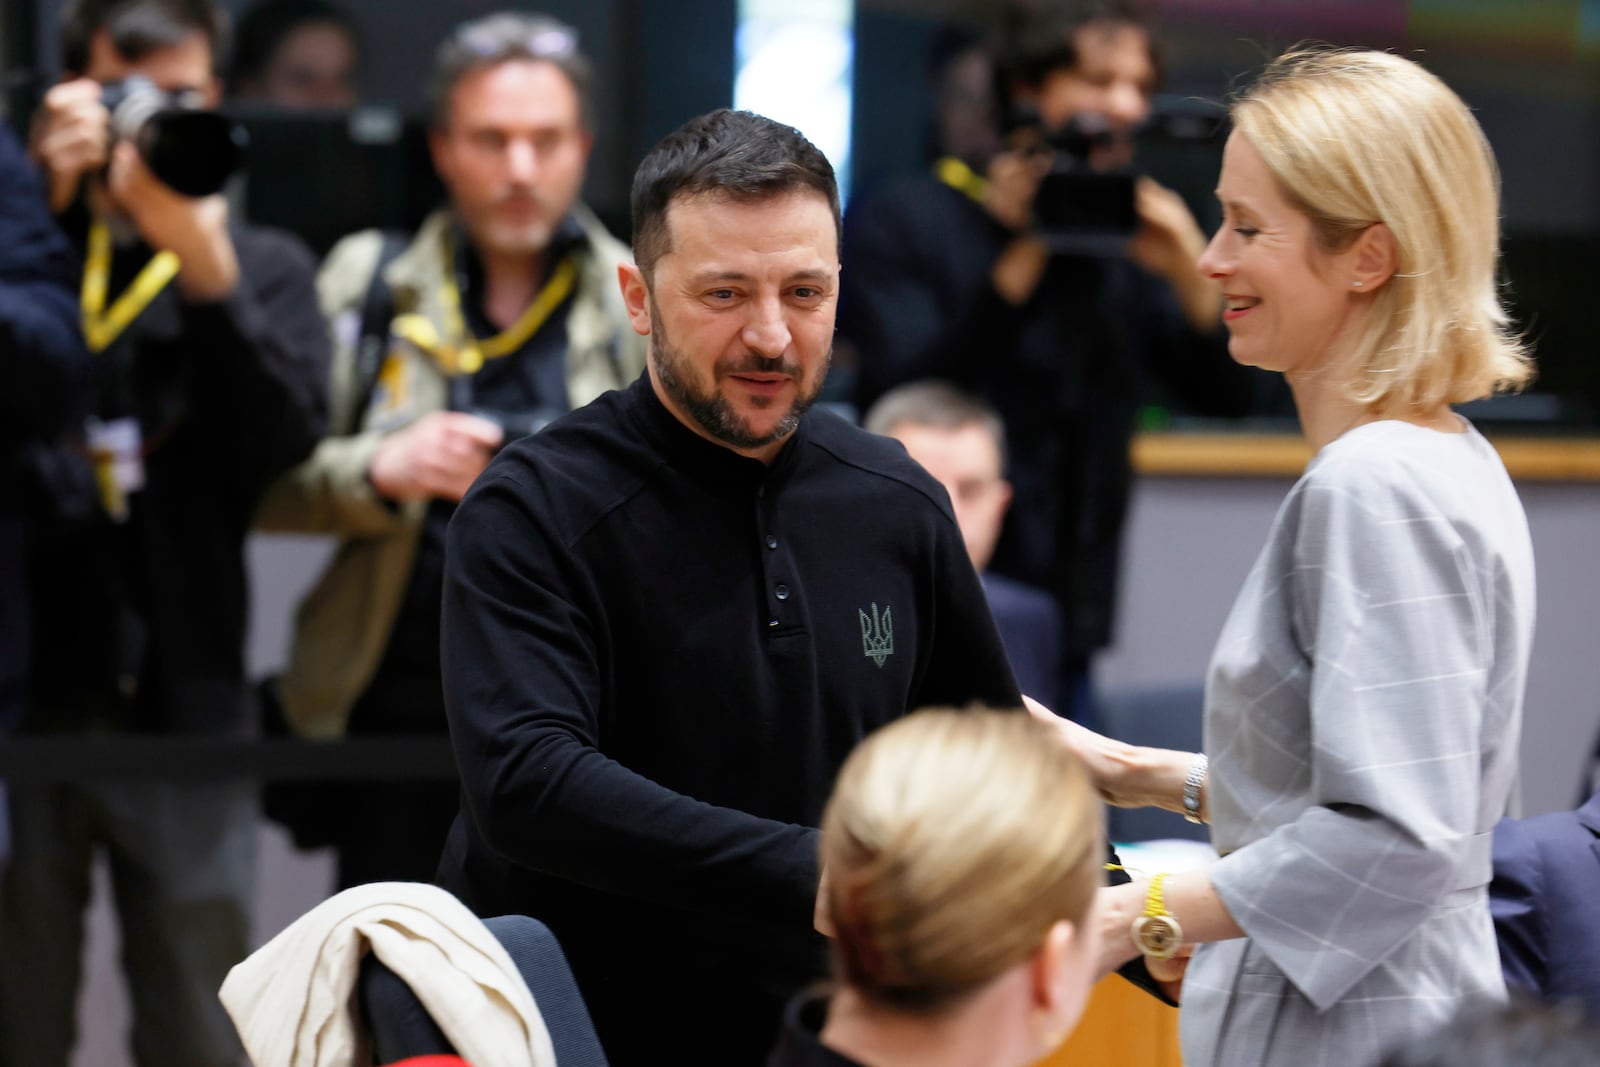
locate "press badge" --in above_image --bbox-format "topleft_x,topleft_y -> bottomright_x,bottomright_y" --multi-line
86,416 -> 145,523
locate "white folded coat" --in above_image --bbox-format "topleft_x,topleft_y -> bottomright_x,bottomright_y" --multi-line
219,881 -> 557,1067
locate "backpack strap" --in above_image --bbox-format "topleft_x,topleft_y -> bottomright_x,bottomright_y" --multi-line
348,229 -> 410,426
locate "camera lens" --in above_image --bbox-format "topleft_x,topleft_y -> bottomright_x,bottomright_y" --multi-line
135,111 -> 248,198
106,78 -> 248,198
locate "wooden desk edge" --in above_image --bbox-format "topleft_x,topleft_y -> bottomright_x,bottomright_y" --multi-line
1132,432 -> 1600,482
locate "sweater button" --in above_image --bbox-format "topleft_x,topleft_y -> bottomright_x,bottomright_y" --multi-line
765,534 -> 778,550
775,583 -> 790,600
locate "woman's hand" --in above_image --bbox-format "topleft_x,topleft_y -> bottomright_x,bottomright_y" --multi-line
1024,695 -> 1198,813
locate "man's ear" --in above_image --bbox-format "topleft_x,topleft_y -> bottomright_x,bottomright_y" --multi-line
1349,222 -> 1397,293
618,262 -> 652,337
996,477 -> 1014,519
201,74 -> 223,109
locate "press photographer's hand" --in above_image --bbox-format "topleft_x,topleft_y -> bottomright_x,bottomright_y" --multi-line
29,78 -> 111,213
1128,176 -> 1220,331
984,149 -> 1053,305
108,142 -> 238,300
982,148 -> 1047,233
368,411 -> 505,504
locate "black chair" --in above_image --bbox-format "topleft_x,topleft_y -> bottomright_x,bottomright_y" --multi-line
1097,684 -> 1211,844
359,914 -> 608,1067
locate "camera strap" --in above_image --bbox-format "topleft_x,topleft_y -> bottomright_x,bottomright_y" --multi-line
934,155 -> 989,204
80,220 -> 180,354
432,227 -> 577,376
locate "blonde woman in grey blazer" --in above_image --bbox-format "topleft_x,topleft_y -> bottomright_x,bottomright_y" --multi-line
1032,49 -> 1536,1067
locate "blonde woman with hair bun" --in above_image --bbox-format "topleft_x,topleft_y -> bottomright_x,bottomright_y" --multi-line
1032,48 -> 1536,1067
767,707 -> 1106,1067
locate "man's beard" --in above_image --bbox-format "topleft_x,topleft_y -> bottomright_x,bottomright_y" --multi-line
472,188 -> 556,257
649,295 -> 830,451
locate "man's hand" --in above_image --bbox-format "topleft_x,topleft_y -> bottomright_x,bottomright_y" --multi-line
982,149 -> 1046,233
107,142 -> 239,300
1127,177 -> 1221,331
1146,945 -> 1194,1003
29,78 -> 111,214
367,411 -> 505,503
982,150 -> 1053,306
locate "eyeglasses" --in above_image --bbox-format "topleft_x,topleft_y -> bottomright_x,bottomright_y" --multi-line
453,18 -> 579,62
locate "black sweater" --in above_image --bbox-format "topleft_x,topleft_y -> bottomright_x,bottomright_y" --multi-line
24,211 -> 329,736
439,375 -> 1020,1061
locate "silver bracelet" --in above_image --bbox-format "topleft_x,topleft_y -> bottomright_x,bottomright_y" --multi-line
1182,753 -> 1209,824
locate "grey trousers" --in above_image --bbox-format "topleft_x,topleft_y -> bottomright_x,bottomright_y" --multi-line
0,779 -> 256,1067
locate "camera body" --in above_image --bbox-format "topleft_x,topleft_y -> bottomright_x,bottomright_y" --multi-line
1012,97 -> 1225,256
101,76 -> 246,198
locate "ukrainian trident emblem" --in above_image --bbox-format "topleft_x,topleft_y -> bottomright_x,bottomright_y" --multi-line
859,602 -> 894,668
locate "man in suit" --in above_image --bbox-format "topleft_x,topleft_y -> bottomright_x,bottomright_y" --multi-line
864,380 -> 1064,711
1490,788 -> 1600,1018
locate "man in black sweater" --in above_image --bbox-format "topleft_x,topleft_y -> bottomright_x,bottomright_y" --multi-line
0,3 -> 328,1064
438,109 -> 1021,1065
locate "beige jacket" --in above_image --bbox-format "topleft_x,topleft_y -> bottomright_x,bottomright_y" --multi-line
255,206 -> 645,738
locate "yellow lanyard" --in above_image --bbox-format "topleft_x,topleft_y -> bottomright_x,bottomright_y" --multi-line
430,230 -> 577,376
934,155 -> 990,204
81,220 -> 181,354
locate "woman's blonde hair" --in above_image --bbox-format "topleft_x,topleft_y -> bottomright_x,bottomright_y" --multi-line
820,708 -> 1103,1012
1233,48 -> 1532,411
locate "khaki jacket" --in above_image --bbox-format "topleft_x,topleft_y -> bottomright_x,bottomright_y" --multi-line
256,206 -> 645,738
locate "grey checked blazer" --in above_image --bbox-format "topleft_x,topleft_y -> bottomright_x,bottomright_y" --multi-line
1180,421 -> 1536,1067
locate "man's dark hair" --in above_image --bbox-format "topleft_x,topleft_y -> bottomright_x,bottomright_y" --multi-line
994,0 -> 1164,93
228,0 -> 361,96
424,11 -> 593,132
862,380 -> 1009,472
61,0 -> 230,77
630,109 -> 840,281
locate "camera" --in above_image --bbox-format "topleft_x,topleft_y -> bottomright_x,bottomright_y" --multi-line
1014,96 -> 1226,256
102,76 -> 247,198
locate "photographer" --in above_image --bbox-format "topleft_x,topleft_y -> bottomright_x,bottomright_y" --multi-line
842,1 -> 1257,724
255,12 -> 644,889
0,1 -> 328,1063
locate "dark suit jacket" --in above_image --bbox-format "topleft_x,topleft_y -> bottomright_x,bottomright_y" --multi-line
982,571 -> 1063,712
1490,791 -> 1600,1018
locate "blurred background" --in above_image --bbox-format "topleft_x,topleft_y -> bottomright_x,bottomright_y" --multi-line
7,0 -> 1600,425
5,3 -> 1600,1063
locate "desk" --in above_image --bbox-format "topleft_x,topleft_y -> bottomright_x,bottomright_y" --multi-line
1039,975 -> 1182,1067
1131,430 -> 1600,482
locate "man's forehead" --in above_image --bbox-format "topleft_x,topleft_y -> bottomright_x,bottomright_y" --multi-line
84,28 -> 212,87
660,189 -> 839,255
897,422 -> 1004,473
1072,21 -> 1152,75
446,59 -> 582,126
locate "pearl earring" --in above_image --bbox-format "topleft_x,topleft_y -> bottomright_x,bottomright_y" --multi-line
1352,280 -> 1363,288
